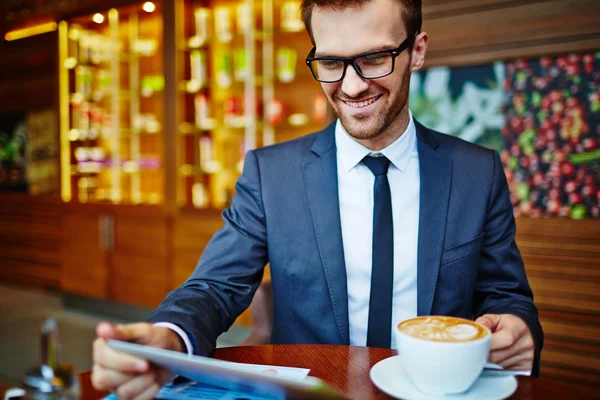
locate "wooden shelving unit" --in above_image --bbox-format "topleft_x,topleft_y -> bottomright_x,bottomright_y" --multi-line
177,0 -> 327,210
58,2 -> 165,206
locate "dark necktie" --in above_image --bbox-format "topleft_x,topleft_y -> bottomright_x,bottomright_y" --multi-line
362,155 -> 393,348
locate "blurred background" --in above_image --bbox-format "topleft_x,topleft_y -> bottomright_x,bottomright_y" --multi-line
0,0 -> 598,395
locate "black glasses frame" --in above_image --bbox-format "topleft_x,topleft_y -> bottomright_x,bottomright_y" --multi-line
305,35 -> 415,83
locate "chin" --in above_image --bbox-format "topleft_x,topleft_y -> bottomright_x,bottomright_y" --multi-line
338,114 -> 385,141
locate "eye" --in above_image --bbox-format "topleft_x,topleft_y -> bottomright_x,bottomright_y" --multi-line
317,60 -> 343,70
359,53 -> 389,65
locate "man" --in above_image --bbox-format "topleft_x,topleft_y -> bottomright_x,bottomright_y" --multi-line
92,0 -> 543,398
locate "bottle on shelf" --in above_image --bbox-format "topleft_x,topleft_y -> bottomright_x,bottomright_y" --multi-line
189,7 -> 210,48
214,6 -> 233,43
280,0 -> 304,33
276,47 -> 297,83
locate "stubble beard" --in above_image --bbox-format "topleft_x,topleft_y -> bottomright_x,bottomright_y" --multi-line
333,70 -> 411,142
336,108 -> 393,141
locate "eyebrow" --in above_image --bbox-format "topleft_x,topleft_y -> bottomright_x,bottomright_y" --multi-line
314,44 -> 399,58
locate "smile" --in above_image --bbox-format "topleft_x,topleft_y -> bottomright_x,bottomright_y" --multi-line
342,95 -> 381,108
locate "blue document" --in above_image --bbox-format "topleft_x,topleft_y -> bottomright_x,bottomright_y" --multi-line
104,378 -> 281,400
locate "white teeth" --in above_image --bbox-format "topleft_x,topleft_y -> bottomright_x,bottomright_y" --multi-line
344,97 -> 378,108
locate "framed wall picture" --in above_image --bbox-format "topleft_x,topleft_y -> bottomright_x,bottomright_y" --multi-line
410,52 -> 600,219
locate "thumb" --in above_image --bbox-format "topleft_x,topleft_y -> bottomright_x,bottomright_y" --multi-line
476,314 -> 501,331
96,322 -> 154,344
96,321 -> 125,340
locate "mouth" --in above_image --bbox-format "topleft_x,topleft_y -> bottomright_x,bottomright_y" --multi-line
341,94 -> 382,109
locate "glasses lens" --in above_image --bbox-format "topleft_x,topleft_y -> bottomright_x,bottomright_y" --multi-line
310,59 -> 345,82
355,52 -> 393,78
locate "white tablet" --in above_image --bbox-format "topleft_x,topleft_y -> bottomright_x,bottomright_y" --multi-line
108,340 -> 349,400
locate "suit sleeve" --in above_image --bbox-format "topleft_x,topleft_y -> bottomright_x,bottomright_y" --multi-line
147,150 -> 268,356
473,150 -> 544,376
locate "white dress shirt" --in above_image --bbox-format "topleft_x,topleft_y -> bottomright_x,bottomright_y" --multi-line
166,113 -> 421,353
154,322 -> 194,356
336,112 -> 420,349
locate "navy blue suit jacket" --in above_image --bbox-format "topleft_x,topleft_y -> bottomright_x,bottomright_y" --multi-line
148,121 -> 543,374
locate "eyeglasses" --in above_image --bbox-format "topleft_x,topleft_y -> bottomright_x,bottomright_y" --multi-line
305,35 -> 415,83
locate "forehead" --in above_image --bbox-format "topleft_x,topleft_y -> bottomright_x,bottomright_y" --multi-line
311,0 -> 406,57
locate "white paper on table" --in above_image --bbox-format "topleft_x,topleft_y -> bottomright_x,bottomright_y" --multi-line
483,362 -> 532,377
218,361 -> 310,380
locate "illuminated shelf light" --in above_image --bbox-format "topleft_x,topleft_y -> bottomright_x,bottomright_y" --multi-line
93,13 -> 105,24
5,22 -> 57,41
143,2 -> 156,13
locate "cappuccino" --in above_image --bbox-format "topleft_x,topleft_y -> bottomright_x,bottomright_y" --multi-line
398,316 -> 488,342
394,316 -> 491,395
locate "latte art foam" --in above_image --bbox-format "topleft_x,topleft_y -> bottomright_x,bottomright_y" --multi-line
398,316 -> 488,342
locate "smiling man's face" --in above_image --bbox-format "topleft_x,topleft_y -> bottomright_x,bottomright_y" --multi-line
311,0 -> 425,149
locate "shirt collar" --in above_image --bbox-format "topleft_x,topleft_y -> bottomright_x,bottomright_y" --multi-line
335,110 -> 417,172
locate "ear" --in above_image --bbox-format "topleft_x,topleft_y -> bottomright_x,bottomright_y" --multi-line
410,32 -> 428,72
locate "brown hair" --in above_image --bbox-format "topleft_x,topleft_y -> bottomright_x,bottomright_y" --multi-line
301,0 -> 422,45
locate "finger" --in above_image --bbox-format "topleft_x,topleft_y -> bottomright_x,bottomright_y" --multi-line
97,322 -> 126,341
115,372 -> 156,399
489,328 -> 518,352
476,314 -> 500,331
114,323 -> 155,344
489,332 -> 534,365
497,350 -> 534,371
93,338 -> 148,373
97,322 -> 155,345
154,367 -> 176,386
91,364 -> 136,391
133,383 -> 161,400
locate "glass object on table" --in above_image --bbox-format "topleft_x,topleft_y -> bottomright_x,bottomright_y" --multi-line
21,318 -> 80,400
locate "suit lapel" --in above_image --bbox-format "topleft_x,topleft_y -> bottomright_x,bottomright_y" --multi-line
416,122 -> 453,316
302,123 -> 349,344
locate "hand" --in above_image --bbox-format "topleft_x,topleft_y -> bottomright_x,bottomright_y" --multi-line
92,322 -> 183,399
475,314 -> 535,372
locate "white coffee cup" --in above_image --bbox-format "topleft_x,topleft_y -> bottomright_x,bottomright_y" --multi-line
394,316 -> 491,396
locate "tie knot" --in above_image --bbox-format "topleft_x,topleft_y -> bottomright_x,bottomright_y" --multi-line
362,155 -> 391,176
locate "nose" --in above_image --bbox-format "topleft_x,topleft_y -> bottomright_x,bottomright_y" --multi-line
341,64 -> 370,98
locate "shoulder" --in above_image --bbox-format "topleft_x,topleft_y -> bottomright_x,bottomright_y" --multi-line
416,122 -> 504,191
417,121 -> 498,166
252,124 -> 332,162
255,132 -> 318,157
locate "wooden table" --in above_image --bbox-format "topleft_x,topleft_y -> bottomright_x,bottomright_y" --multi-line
212,345 -> 591,399
0,382 -> 12,399
4,345 -> 593,399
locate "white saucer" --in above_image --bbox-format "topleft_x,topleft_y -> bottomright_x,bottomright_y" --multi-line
370,355 -> 518,400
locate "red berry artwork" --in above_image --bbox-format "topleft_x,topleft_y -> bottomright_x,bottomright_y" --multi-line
410,52 -> 600,219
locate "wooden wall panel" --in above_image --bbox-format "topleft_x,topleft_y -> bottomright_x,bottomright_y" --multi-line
110,211 -> 170,309
0,194 -> 61,288
516,218 -> 600,393
423,0 -> 600,66
60,210 -> 109,299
